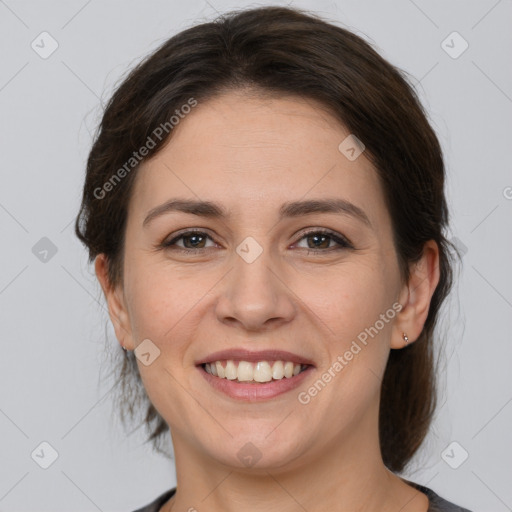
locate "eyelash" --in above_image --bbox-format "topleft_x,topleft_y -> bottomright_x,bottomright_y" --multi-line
159,228 -> 353,255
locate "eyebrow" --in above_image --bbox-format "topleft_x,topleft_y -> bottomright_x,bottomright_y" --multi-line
142,198 -> 372,228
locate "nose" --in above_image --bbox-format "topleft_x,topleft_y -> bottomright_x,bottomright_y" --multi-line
215,246 -> 296,332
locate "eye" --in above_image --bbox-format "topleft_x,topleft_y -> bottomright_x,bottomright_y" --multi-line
160,230 -> 216,253
159,228 -> 353,254
293,229 -> 353,253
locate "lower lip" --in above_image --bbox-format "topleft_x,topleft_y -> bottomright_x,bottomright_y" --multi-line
198,365 -> 314,401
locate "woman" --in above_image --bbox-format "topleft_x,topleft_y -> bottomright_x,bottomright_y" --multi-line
75,6 -> 473,512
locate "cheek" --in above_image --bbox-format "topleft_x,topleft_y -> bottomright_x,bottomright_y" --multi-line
124,260 -> 208,342
292,262 -> 392,339
295,264 -> 395,397
302,271 -> 394,418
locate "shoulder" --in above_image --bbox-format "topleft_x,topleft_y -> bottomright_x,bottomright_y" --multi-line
405,479 -> 474,512
128,482 -> 475,512
130,488 -> 176,512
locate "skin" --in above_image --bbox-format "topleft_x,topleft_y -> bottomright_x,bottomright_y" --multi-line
95,90 -> 440,512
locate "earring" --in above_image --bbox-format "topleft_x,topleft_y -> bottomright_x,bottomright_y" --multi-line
121,343 -> 128,352
402,333 -> 409,345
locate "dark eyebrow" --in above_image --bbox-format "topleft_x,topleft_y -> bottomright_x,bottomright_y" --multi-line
143,199 -> 227,228
143,198 -> 371,228
279,198 -> 371,228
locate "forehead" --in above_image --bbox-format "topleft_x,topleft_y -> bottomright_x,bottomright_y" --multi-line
128,91 -> 387,227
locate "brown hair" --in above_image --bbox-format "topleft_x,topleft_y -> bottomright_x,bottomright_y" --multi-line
75,5 -> 458,473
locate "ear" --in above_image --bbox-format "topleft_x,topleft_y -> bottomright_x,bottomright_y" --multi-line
391,240 -> 441,349
95,253 -> 135,351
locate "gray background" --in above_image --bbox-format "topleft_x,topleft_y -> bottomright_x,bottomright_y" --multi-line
1,0 -> 511,510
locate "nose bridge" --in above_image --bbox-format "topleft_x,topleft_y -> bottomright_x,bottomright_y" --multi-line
215,236 -> 295,329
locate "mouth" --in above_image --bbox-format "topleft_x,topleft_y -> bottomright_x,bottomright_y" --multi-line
201,360 -> 310,383
195,349 -> 315,401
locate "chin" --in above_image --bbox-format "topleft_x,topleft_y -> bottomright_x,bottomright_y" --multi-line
204,431 -> 310,471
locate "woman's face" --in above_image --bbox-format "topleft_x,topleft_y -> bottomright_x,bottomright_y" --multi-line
100,91 -> 417,471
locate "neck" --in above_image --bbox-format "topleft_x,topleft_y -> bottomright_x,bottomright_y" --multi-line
162,408 -> 428,512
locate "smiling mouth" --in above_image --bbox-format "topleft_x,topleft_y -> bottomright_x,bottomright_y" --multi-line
201,360 -> 310,384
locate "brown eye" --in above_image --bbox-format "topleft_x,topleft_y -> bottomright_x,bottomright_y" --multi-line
295,229 -> 352,252
180,233 -> 208,249
161,231 -> 215,252
306,233 -> 331,249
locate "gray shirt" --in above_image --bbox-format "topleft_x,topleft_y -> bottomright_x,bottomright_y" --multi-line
131,480 -> 474,512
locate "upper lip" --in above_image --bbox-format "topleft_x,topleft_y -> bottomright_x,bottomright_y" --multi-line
195,349 -> 315,367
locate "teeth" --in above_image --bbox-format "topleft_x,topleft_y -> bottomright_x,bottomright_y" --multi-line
254,361 -> 272,382
284,361 -> 294,378
272,361 -> 284,379
215,361 -> 225,378
237,361 -> 254,382
225,360 -> 237,380
204,360 -> 306,382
